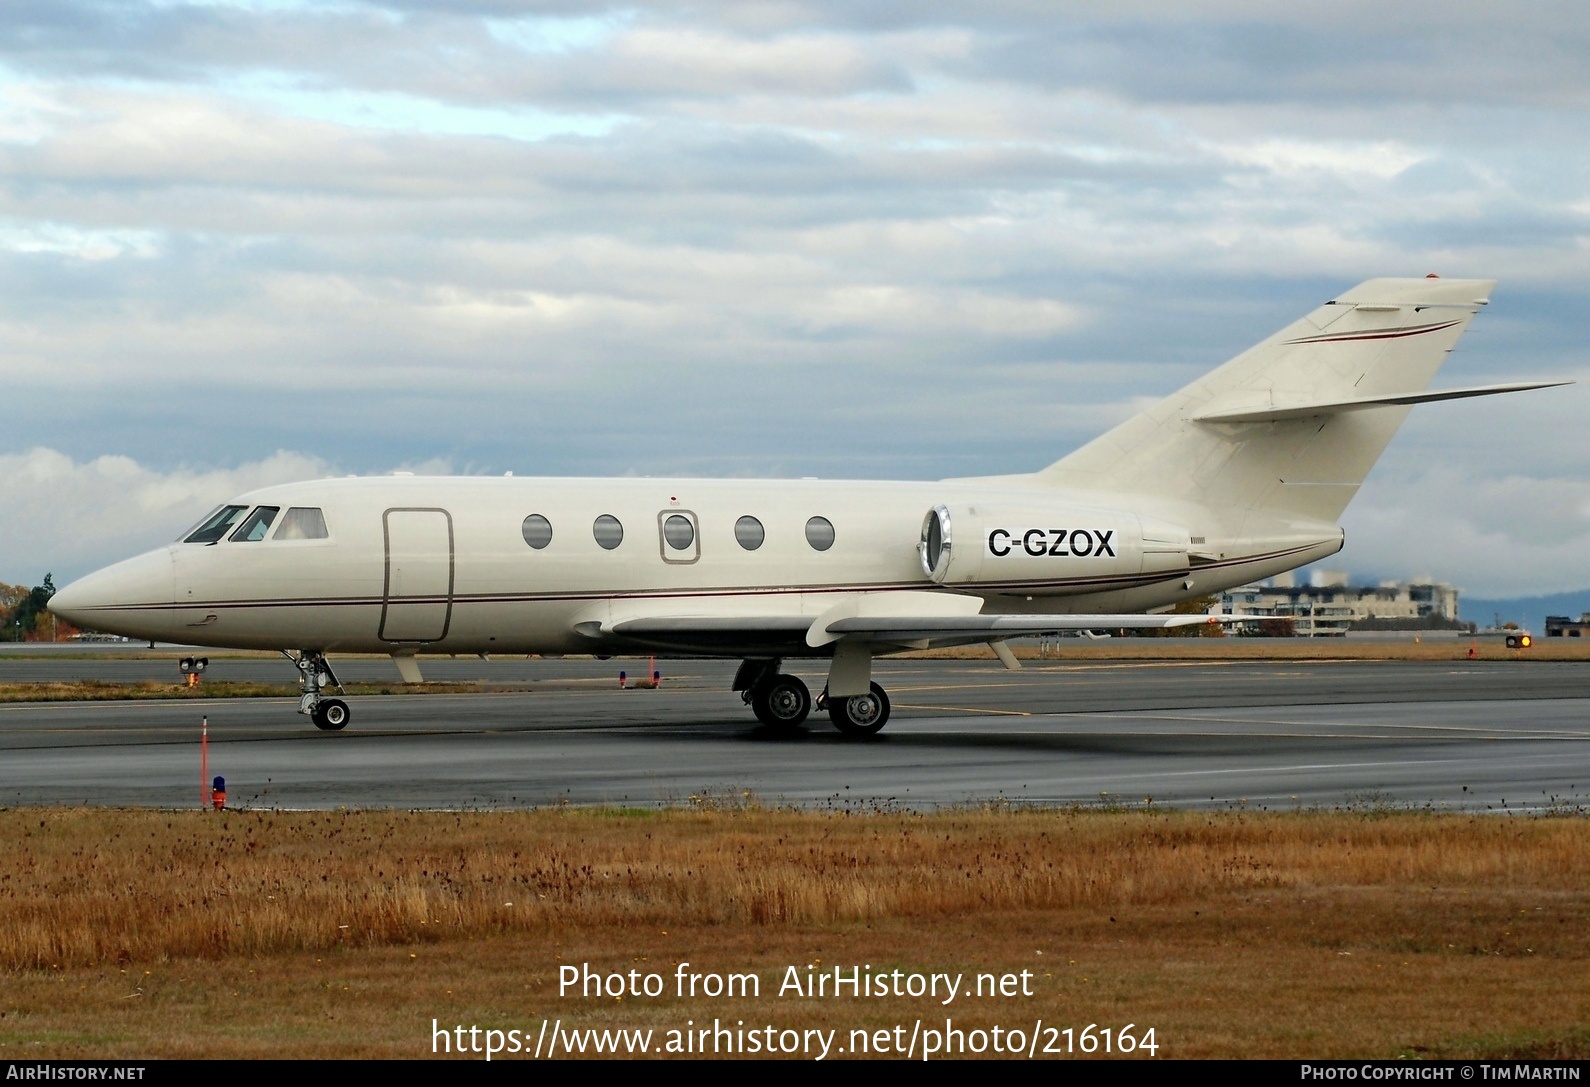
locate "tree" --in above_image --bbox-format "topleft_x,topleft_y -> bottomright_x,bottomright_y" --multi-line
1127,595 -> 1226,637
1169,595 -> 1225,637
3,574 -> 76,641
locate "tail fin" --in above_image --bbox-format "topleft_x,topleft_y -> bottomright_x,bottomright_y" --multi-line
1036,277 -> 1496,523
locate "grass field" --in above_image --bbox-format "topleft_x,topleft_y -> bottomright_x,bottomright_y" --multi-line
1,806 -> 1586,1059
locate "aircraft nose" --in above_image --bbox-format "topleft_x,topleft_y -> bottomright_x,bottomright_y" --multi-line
49,549 -> 176,630
46,580 -> 86,625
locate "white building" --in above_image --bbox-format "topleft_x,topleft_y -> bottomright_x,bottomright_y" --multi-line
1217,572 -> 1461,637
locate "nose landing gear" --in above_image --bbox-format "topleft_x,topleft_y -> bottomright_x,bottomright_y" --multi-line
285,651 -> 350,731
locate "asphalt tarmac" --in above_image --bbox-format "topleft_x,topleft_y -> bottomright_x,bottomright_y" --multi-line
1,652 -> 1586,811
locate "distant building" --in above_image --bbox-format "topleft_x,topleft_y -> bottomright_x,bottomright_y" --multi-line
1545,614 -> 1590,639
1217,572 -> 1461,638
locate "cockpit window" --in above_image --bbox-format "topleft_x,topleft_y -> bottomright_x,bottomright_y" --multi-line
183,505 -> 249,544
177,505 -> 223,542
229,506 -> 280,542
273,507 -> 329,540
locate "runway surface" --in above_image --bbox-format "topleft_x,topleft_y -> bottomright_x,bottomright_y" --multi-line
1,653 -> 1587,811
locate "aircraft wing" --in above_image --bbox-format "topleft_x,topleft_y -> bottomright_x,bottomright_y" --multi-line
579,596 -> 1248,656
823,612 -> 1229,644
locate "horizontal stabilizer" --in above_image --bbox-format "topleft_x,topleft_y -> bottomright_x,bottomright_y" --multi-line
1193,380 -> 1570,425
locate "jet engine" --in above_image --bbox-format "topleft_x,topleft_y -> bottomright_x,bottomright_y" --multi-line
918,502 -> 1190,588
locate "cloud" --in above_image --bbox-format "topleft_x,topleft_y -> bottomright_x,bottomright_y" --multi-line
1344,469 -> 1590,598
0,2 -> 1584,594
0,447 -> 332,583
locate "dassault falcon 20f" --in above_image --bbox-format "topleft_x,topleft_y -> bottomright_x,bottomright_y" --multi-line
50,277 -> 1563,734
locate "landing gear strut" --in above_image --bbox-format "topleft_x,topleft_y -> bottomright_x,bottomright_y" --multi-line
285,651 -> 350,731
735,659 -> 811,731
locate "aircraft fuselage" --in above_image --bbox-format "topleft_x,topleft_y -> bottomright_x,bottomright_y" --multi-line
52,474 -> 1340,656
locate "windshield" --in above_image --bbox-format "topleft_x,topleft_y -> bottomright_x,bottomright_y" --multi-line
183,505 -> 249,544
229,506 -> 280,542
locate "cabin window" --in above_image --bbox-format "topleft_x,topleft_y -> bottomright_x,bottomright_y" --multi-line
183,505 -> 248,544
229,506 -> 280,542
273,507 -> 330,540
662,514 -> 694,551
805,516 -> 835,552
593,514 -> 624,550
734,515 -> 765,551
522,514 -> 553,549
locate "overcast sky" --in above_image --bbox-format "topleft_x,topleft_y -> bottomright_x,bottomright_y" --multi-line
1,1 -> 1587,597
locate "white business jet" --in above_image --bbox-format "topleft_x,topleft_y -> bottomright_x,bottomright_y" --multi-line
49,277 -> 1562,734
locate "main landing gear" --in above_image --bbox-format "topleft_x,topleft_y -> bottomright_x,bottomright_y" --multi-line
818,682 -> 891,736
736,659 -> 811,731
734,659 -> 891,737
285,650 -> 350,731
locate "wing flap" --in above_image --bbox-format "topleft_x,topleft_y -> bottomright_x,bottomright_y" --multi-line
611,616 -> 812,635
827,613 -> 1229,641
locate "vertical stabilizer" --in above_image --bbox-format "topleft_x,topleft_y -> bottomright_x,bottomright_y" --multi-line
1035,277 -> 1495,523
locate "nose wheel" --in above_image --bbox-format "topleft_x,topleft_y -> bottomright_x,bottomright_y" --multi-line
312,698 -> 350,731
286,651 -> 351,730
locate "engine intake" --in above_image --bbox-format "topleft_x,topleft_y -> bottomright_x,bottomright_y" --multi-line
918,504 -> 953,579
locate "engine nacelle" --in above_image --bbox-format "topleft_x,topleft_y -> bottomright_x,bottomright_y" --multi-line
918,502 -> 1190,590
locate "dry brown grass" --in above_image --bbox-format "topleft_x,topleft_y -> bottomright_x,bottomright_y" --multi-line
2,807 -> 1587,1058
5,807 -> 1587,969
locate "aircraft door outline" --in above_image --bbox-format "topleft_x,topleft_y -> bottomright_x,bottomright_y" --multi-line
379,507 -> 454,642
657,509 -> 701,565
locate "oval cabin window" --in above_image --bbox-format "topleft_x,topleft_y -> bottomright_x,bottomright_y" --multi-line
593,514 -> 624,550
734,515 -> 765,551
663,514 -> 694,550
522,514 -> 553,549
805,516 -> 835,552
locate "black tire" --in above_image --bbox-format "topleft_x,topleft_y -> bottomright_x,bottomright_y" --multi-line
828,682 -> 890,736
313,698 -> 350,731
752,674 -> 811,730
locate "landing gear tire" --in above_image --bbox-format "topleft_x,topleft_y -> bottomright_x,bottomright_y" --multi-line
312,698 -> 350,731
827,682 -> 890,736
751,674 -> 811,731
